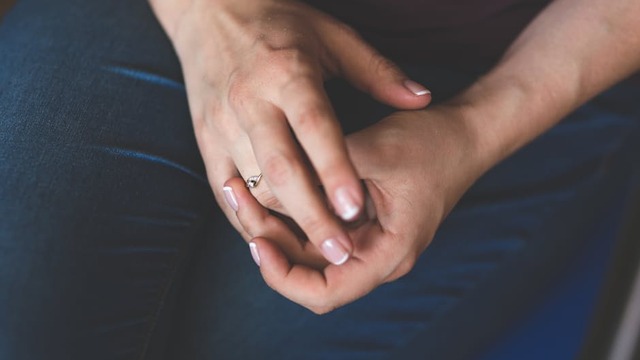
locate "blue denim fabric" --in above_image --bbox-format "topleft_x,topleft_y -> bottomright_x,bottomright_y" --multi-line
1,1 -> 638,359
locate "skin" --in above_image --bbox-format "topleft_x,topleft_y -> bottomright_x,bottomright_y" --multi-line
227,108 -> 478,312
151,0 -> 640,313
149,0 -> 431,266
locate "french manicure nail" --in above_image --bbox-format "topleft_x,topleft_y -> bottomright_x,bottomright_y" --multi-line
223,186 -> 238,212
336,187 -> 360,221
321,239 -> 350,265
403,79 -> 431,96
249,242 -> 261,267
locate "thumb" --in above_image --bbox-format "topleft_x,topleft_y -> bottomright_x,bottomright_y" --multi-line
327,28 -> 432,109
249,237 -> 334,313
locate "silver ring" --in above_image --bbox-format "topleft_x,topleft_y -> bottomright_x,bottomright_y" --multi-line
246,173 -> 263,189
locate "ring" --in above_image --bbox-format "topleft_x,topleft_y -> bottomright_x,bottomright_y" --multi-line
246,173 -> 263,189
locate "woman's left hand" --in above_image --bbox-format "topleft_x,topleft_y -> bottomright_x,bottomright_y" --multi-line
224,106 -> 486,313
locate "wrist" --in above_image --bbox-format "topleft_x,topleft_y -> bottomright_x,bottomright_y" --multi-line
448,77 -> 529,174
446,67 -> 577,176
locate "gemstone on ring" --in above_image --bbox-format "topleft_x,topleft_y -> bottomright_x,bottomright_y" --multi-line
246,173 -> 263,189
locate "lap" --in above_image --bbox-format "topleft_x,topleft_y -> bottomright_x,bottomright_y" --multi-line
0,1 -> 212,359
167,74 -> 640,359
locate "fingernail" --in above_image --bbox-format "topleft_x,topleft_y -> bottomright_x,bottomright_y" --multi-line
249,242 -> 261,267
403,79 -> 431,96
223,186 -> 238,212
321,239 -> 350,265
335,187 -> 360,221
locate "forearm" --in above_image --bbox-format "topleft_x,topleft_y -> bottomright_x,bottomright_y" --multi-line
456,0 -> 640,173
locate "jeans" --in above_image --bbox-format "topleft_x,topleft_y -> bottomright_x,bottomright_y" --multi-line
1,0 -> 639,359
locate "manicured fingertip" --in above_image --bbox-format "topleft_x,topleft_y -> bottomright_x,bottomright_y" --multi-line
249,241 -> 261,267
321,238 -> 350,265
403,79 -> 431,96
368,79 -> 432,110
223,186 -> 239,212
335,186 -> 361,221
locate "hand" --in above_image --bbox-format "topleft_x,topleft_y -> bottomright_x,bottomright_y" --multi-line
224,107 -> 485,313
150,0 -> 432,265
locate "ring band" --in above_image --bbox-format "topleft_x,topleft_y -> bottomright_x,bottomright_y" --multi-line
246,173 -> 263,189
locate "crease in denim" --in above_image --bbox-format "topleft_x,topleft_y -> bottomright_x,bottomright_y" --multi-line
102,65 -> 185,92
92,146 -> 207,184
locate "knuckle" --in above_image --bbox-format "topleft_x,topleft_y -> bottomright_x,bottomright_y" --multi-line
226,80 -> 252,111
238,208 -> 282,238
269,53 -> 319,95
255,191 -> 282,211
261,151 -> 298,187
339,24 -> 360,39
234,207 -> 264,238
368,54 -> 400,77
396,257 -> 417,279
268,49 -> 314,79
309,304 -> 334,315
262,275 -> 279,293
292,106 -> 327,132
237,216 -> 259,238
252,45 -> 320,100
328,19 -> 361,40
307,293 -> 336,315
297,214 -> 330,241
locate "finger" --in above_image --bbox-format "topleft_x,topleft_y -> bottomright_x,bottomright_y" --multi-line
250,231 -> 389,314
250,115 -> 352,264
219,180 -> 252,240
194,124 -> 252,240
324,25 -> 432,109
224,177 -> 328,268
276,76 -> 364,223
227,132 -> 289,215
248,187 -> 418,312
240,102 -> 355,266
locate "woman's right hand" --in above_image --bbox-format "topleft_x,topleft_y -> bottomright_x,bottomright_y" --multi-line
149,0 -> 431,264
223,106 -> 485,313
